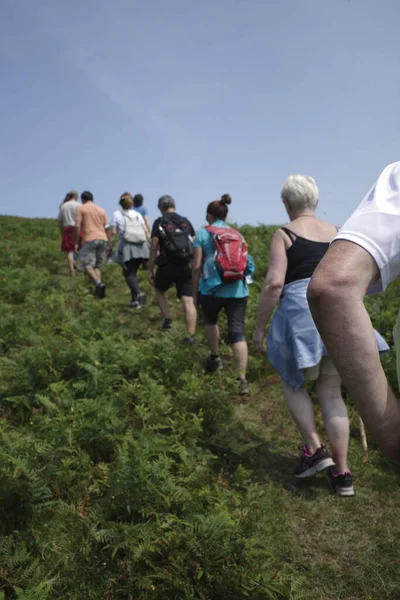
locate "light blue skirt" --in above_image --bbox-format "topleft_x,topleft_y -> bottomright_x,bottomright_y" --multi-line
113,238 -> 150,266
267,278 -> 389,390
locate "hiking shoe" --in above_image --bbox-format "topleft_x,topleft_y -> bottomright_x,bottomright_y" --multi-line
327,470 -> 354,497
95,283 -> 106,299
162,318 -> 173,330
129,300 -> 142,308
205,355 -> 223,373
294,445 -> 335,478
182,336 -> 196,344
239,378 -> 249,395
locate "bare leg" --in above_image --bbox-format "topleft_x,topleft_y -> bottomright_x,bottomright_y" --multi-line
155,289 -> 172,320
308,241 -> 400,463
282,381 -> 321,454
205,324 -> 220,355
67,252 -> 75,275
232,340 -> 248,379
181,295 -> 197,336
316,373 -> 350,473
86,266 -> 101,285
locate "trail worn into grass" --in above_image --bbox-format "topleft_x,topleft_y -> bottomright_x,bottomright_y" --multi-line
234,383 -> 400,600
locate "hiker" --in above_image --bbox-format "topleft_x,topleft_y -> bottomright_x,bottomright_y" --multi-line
132,194 -> 151,270
192,194 -> 255,395
108,192 -> 150,308
254,174 -> 389,496
132,194 -> 151,235
75,191 -> 109,299
58,190 -> 81,275
308,161 -> 400,464
148,195 -> 197,339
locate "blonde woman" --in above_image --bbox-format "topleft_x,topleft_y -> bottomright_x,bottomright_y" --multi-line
254,175 -> 389,496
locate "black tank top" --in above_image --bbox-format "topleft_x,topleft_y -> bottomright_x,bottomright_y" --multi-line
282,227 -> 330,285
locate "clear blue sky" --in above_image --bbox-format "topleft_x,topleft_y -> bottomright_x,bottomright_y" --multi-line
1,0 -> 399,228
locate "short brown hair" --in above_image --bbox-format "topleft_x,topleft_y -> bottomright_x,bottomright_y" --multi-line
119,192 -> 133,210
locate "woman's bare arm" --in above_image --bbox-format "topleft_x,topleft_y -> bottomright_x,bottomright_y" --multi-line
254,230 -> 288,351
192,246 -> 203,306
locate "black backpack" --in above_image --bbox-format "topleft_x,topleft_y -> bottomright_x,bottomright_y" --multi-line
158,214 -> 194,262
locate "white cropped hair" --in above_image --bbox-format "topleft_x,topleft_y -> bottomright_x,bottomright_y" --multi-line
281,175 -> 319,212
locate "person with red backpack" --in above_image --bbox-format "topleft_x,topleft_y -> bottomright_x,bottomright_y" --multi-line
148,195 -> 197,340
192,195 -> 255,395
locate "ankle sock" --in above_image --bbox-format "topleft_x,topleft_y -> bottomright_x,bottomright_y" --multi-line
303,446 -> 313,458
331,470 -> 351,477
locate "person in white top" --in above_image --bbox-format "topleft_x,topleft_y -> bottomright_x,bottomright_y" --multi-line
108,192 -> 150,308
57,190 -> 81,275
308,162 -> 400,464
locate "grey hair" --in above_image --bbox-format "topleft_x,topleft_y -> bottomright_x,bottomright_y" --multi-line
158,195 -> 176,210
62,190 -> 79,205
281,175 -> 319,212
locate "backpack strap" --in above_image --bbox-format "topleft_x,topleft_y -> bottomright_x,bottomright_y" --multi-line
205,225 -> 231,236
281,227 -> 297,242
123,209 -> 138,222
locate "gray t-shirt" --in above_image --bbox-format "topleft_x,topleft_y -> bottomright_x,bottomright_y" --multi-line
58,200 -> 80,227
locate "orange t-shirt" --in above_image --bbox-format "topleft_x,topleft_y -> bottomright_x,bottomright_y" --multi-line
76,202 -> 108,243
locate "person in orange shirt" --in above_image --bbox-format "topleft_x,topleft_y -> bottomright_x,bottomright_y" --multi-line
75,191 -> 109,298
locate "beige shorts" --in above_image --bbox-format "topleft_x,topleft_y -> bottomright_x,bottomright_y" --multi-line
302,357 -> 338,382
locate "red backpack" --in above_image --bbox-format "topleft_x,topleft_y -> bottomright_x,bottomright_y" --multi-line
206,226 -> 248,284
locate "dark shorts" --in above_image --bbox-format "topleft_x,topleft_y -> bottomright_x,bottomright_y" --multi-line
61,226 -> 81,252
155,261 -> 193,298
200,295 -> 248,343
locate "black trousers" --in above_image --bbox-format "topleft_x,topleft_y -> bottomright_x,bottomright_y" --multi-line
123,258 -> 143,300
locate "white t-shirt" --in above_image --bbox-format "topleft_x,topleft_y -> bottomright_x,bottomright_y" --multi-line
111,209 -> 145,237
335,161 -> 400,292
58,200 -> 80,228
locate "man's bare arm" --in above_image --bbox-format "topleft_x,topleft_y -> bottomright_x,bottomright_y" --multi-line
74,208 -> 82,248
308,240 -> 400,463
148,237 -> 159,286
192,246 -> 202,306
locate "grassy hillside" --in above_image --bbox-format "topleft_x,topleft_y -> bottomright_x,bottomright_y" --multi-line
0,215 -> 399,600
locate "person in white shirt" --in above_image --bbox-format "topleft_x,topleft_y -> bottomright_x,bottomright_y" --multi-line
58,190 -> 81,275
308,162 -> 400,464
108,193 -> 150,308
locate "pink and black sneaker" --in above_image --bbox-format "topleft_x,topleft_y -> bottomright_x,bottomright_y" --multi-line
294,444 -> 335,478
327,470 -> 354,497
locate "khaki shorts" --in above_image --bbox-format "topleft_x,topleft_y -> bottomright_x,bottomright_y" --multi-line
394,310 -> 400,389
303,357 -> 338,382
80,240 -> 108,270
